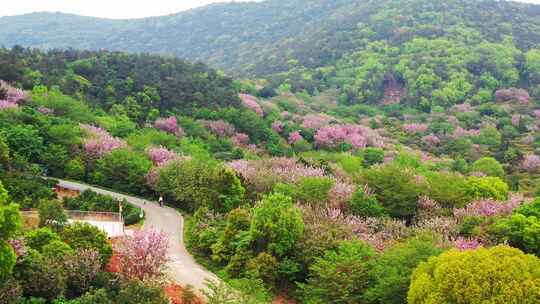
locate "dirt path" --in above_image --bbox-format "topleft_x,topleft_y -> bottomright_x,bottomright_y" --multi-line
56,179 -> 218,293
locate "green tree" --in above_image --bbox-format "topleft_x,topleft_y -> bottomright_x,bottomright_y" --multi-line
3,125 -> 43,162
295,177 -> 334,205
471,157 -> 505,177
362,148 -> 384,168
93,149 -> 152,195
0,180 -> 20,282
249,193 -> 304,257
61,222 -> 112,266
299,240 -> 375,304
347,188 -> 386,218
491,214 -> 540,256
362,164 -> 424,219
408,246 -> 540,303
38,200 -> 68,229
465,176 -> 509,201
364,234 -> 443,304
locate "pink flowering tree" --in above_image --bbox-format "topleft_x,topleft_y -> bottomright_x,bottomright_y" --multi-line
272,121 -> 284,133
521,154 -> 540,172
115,228 -> 169,281
452,237 -> 483,251
0,100 -> 18,111
80,124 -> 126,158
314,124 -> 383,150
302,114 -> 334,130
422,134 -> 440,146
201,120 -> 235,137
403,123 -> 429,134
453,194 -> 524,218
232,133 -> 250,146
239,94 -> 263,116
288,131 -> 303,144
147,146 -> 178,166
154,116 -> 184,137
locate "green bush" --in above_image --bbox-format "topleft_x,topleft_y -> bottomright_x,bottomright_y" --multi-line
61,222 -> 112,266
295,176 -> 334,205
471,157 -> 505,177
24,227 -> 61,252
299,240 -> 375,304
250,193 -> 304,257
363,234 -> 444,304
408,246 -> 540,303
347,188 -> 386,218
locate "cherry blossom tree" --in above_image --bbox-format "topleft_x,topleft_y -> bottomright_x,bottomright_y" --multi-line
521,154 -> 540,172
272,121 -> 284,133
239,94 -> 263,116
288,131 -> 303,144
314,124 -> 383,150
80,124 -> 126,158
403,123 -> 428,134
154,116 -> 184,137
115,228 -> 169,281
453,194 -> 524,218
452,237 -> 483,250
201,120 -> 235,137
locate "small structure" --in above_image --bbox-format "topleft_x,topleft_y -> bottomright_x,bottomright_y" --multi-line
67,210 -> 124,237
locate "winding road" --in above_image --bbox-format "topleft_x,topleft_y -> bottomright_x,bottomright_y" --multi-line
56,179 -> 218,293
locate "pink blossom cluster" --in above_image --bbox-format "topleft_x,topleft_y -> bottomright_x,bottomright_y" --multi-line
521,154 -> 540,172
453,194 -> 524,218
0,100 -> 18,111
511,114 -> 521,127
403,123 -> 429,134
328,181 -> 355,208
115,228 -> 169,281
232,133 -> 250,146
314,124 -> 383,150
452,127 -> 480,139
80,124 -> 126,158
239,94 -> 263,116
451,103 -> 474,113
534,110 -> 540,120
201,120 -> 235,137
147,146 -> 178,166
318,207 -> 410,251
495,88 -> 530,104
8,238 -> 26,258
414,217 -> 458,240
272,121 -> 284,133
0,80 -> 26,104
301,114 -> 334,130
154,116 -> 184,137
281,111 -> 291,119
227,158 -> 325,193
447,116 -> 459,125
422,134 -> 440,145
452,237 -> 483,250
288,131 -> 303,144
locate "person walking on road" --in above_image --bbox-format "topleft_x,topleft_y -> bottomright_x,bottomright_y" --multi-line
158,195 -> 164,207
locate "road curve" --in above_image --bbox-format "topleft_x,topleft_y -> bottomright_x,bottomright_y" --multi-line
56,179 -> 218,293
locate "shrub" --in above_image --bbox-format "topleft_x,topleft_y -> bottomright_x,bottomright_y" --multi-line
61,222 -> 112,266
93,149 -> 152,195
65,159 -> 85,180
250,193 -> 304,257
38,200 -> 68,229
362,164 -> 424,219
14,249 -> 66,301
362,147 -> 384,168
471,157 -> 505,177
41,240 -> 73,261
465,176 -> 509,201
408,246 -> 540,303
491,214 -> 540,255
363,234 -> 444,304
299,240 -> 375,304
24,227 -> 61,252
347,188 -> 386,218
295,176 -> 334,205
115,280 -> 169,304
245,252 -> 279,288
64,249 -> 102,297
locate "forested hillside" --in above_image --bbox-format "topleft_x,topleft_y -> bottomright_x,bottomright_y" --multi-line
1,0 -> 539,77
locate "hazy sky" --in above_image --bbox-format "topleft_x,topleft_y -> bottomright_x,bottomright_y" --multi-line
1,0 -> 539,19
1,0 -> 258,19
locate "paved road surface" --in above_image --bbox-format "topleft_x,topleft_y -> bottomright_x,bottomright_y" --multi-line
56,179 -> 218,293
